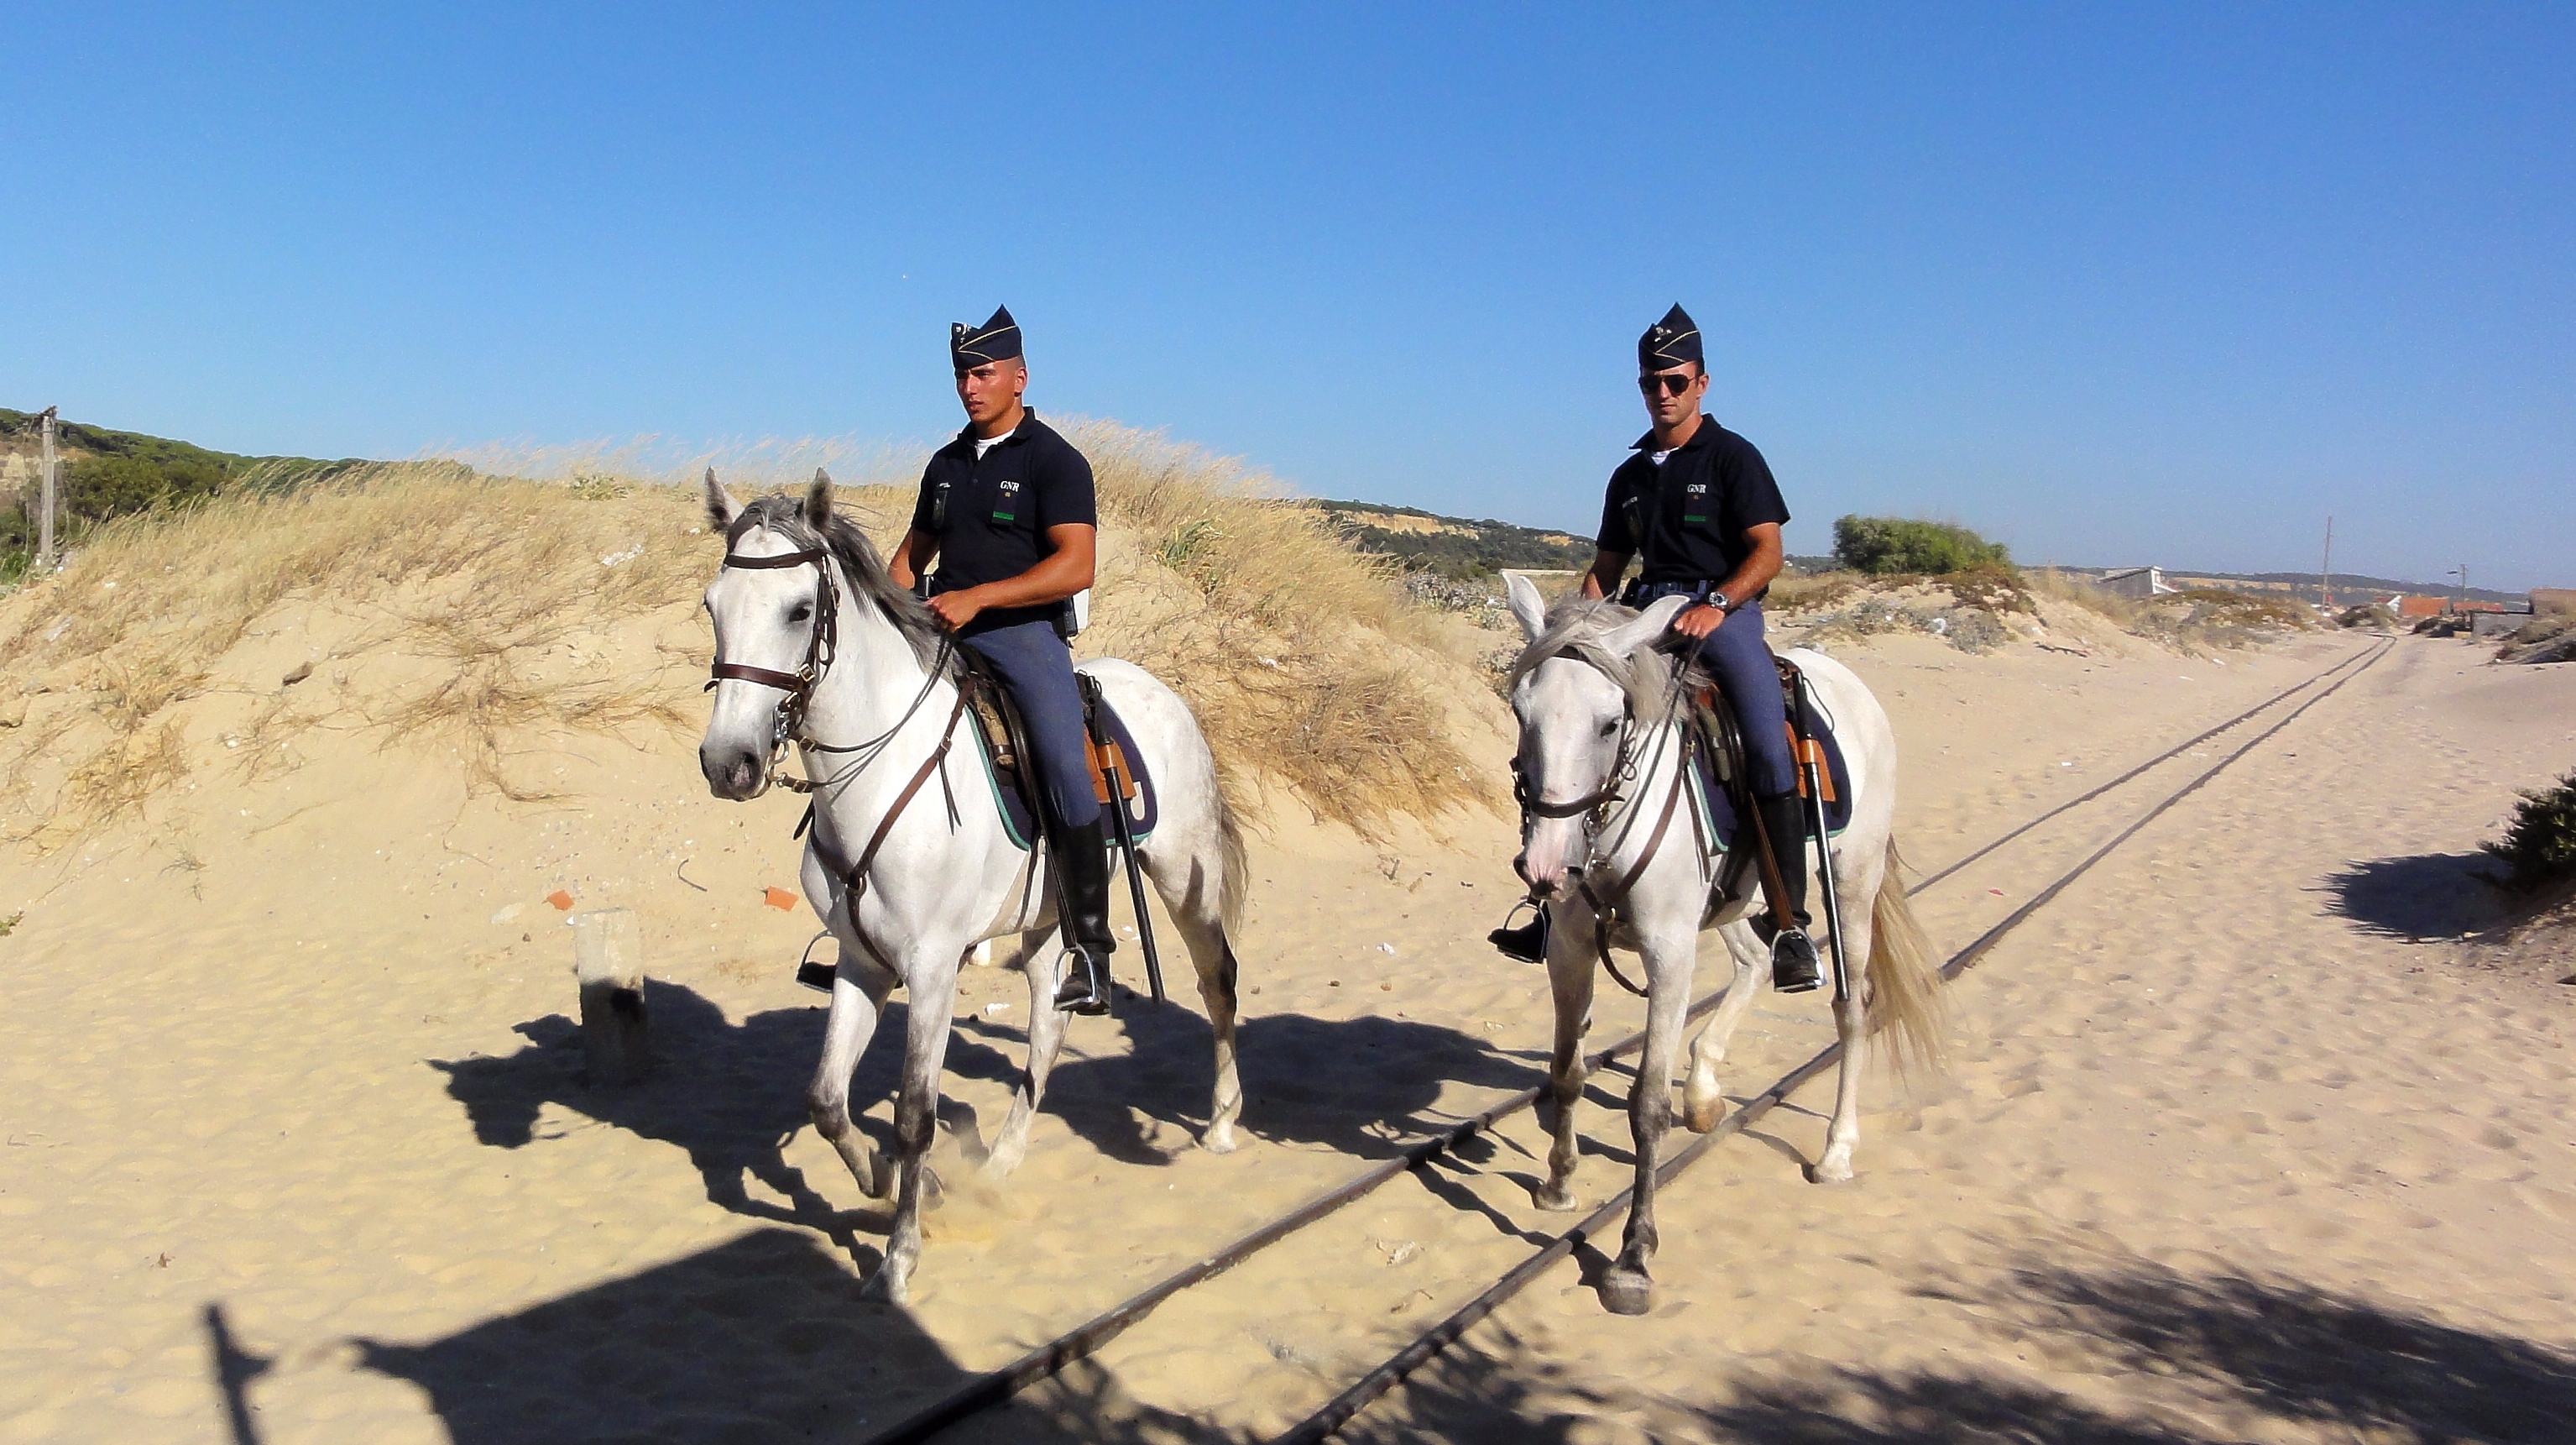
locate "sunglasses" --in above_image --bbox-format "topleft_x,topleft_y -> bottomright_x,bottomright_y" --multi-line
1637,371 -> 1697,396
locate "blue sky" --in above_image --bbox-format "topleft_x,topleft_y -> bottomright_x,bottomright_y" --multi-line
6,4 -> 2569,588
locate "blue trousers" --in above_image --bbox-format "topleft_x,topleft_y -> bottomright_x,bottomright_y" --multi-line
957,617 -> 1102,830
1630,584 -> 1797,799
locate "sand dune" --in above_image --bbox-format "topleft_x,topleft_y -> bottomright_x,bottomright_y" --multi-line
3,604 -> 2569,1440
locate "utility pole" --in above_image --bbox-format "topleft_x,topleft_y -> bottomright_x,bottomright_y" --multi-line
36,406 -> 58,572
2319,516 -> 2333,610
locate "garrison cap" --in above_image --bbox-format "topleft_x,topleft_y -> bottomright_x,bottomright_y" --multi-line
1638,303 -> 1702,371
950,306 -> 1023,369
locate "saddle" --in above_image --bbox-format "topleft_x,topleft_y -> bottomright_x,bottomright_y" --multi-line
954,654 -> 1157,853
1684,652 -> 1852,862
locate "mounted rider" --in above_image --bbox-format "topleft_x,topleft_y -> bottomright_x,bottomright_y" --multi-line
1491,303 -> 1824,992
884,306 -> 1121,1016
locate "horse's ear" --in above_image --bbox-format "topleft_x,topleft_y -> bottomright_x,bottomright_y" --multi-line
1503,572 -> 1549,643
703,469 -> 739,531
1604,594 -> 1690,657
805,469 -> 833,530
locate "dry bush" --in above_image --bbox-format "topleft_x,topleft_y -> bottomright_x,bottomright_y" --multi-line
2029,567 -> 2145,629
0,463 -> 707,833
1,427 -> 1483,841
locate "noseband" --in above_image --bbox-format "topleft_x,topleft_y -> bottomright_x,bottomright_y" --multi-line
707,545 -> 838,765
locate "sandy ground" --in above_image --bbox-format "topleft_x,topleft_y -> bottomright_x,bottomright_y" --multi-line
3,626 -> 2570,1442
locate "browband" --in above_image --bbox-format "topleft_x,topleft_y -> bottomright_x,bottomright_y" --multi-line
722,547 -> 826,570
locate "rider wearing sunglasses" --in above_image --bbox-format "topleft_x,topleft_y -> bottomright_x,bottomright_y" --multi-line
887,306 -> 1122,1015
1490,304 -> 1821,993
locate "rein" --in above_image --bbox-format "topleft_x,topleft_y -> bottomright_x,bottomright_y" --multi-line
1513,637 -> 1711,998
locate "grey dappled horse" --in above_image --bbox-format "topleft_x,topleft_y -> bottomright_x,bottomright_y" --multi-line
698,472 -> 1248,1302
1501,573 -> 1943,1314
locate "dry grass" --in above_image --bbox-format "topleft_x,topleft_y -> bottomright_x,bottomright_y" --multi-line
2028,570 -> 2312,653
0,424 -> 1485,843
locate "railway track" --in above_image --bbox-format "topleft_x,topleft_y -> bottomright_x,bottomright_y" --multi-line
863,637 -> 2393,1445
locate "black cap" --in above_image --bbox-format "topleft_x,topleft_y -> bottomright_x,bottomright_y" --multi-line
950,306 -> 1022,369
1638,304 -> 1701,371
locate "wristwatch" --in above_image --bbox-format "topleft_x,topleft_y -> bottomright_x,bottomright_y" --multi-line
1705,592 -> 1732,614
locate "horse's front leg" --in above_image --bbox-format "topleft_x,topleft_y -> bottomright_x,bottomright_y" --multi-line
863,950 -> 964,1304
1684,920 -> 1769,1132
807,948 -> 896,1202
1602,919 -> 1695,1316
985,928 -> 1069,1181
1534,894 -> 1600,1213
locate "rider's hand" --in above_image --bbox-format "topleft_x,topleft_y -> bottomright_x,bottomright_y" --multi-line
927,589 -> 985,631
1671,602 -> 1727,640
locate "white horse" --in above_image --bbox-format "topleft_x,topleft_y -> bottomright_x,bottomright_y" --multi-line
1499,573 -> 1943,1315
698,472 -> 1249,1302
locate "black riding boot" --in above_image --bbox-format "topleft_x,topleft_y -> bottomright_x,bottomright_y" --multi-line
1758,793 -> 1822,993
1488,903 -> 1549,965
1051,818 -> 1118,1015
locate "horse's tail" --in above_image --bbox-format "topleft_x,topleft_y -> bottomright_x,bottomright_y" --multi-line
1210,768 -> 1251,938
1863,835 -> 1947,1079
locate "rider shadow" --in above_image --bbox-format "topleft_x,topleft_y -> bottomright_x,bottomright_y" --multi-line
951,1003 -> 1552,1169
2315,853 -> 2500,940
205,1228 -> 1231,1445
429,981 -> 912,1260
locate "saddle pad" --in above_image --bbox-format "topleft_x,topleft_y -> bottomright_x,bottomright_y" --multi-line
1691,714 -> 1853,853
974,692 -> 1159,853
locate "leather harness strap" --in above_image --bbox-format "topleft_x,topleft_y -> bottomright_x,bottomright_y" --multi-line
1576,757 -> 1687,999
809,683 -> 976,903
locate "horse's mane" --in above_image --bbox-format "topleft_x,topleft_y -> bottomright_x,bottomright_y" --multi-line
728,494 -> 953,673
1505,595 -> 1708,719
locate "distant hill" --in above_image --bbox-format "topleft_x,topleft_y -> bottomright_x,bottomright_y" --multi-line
2039,563 -> 2521,606
2,409 -> 360,581
1307,499 -> 1596,579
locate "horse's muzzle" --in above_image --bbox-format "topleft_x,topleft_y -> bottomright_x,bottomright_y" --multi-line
701,741 -> 768,801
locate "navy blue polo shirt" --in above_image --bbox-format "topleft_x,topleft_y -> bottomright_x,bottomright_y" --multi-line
1594,416 -> 1790,588
910,411 -> 1097,629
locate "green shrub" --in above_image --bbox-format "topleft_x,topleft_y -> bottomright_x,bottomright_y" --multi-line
2485,769 -> 2576,893
1833,515 -> 2010,576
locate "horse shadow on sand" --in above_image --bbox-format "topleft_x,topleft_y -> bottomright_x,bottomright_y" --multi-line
205,1229 -> 1244,1445
1342,1252 -> 2576,1443
430,981 -> 891,1260
431,978 -> 1571,1251
2314,852 -> 2501,940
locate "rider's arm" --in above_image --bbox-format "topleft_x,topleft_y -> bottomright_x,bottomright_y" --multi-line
924,524 -> 1096,629
1711,522 -> 1784,610
1671,523 -> 1784,640
887,528 -> 939,591
1581,548 -> 1630,600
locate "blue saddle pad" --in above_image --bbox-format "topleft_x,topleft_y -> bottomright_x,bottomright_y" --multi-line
1691,713 -> 1853,852
974,694 -> 1158,853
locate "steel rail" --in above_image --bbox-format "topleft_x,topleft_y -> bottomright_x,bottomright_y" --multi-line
856,639 -> 2388,1445
1275,637 -> 2391,1443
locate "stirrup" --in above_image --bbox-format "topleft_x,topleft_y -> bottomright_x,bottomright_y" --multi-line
1054,949 -> 1113,1016
1488,899 -> 1548,965
1771,927 -> 1822,994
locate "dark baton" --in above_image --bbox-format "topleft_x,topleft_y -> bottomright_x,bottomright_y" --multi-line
1080,677 -> 1166,1004
1793,673 -> 1855,1003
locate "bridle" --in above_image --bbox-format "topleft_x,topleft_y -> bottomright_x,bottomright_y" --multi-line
706,545 -> 839,783
1509,640 -> 1711,998
704,539 -> 954,797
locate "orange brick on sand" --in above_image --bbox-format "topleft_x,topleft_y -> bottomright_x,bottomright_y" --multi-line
546,890 -> 575,910
763,886 -> 798,910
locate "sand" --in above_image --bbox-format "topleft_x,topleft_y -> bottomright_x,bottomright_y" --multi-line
3,621 -> 2571,1442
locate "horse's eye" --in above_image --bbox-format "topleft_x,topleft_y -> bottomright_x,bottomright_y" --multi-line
1600,720 -> 1619,738
789,603 -> 813,623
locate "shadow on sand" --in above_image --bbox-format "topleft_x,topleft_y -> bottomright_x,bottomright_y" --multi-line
2317,852 -> 2501,940
206,1229 -> 1236,1445
1346,1254 -> 2576,1443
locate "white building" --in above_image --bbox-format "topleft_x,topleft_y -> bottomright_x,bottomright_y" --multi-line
2096,566 -> 2177,599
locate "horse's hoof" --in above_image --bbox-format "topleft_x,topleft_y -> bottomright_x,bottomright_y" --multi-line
1805,1160 -> 1858,1186
1534,1181 -> 1580,1212
1199,1125 -> 1239,1155
980,1147 -> 1026,1181
1682,1097 -> 1725,1133
859,1266 -> 910,1305
1600,1268 -> 1654,1316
